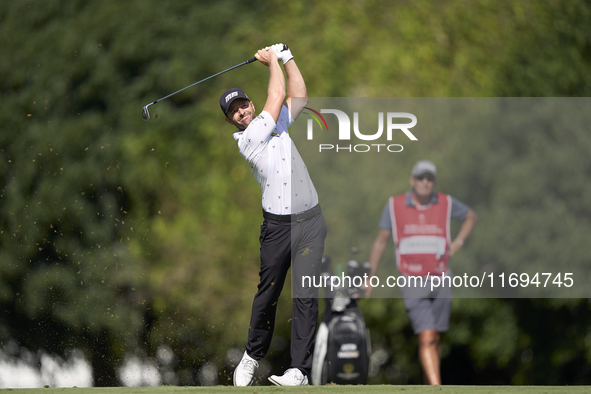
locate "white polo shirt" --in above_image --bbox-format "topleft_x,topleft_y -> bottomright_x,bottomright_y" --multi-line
233,105 -> 318,215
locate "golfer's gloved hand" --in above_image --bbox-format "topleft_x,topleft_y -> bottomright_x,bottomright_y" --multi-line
271,43 -> 293,65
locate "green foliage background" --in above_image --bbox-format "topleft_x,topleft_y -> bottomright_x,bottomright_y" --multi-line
1,0 -> 590,387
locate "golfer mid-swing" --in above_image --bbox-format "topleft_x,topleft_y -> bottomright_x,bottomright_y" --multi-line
220,44 -> 327,387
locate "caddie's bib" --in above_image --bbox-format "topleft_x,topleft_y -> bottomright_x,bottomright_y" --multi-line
390,193 -> 451,276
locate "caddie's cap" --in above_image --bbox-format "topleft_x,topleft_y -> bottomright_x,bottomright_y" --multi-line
220,88 -> 249,115
411,160 -> 437,178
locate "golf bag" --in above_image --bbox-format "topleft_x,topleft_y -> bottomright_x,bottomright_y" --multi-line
311,255 -> 372,385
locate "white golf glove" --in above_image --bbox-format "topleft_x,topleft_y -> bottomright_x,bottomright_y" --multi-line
271,43 -> 293,65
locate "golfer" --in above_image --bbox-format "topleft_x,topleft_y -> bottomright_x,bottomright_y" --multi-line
220,44 -> 326,386
366,160 -> 477,385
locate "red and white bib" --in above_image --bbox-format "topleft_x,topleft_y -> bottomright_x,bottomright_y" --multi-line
390,193 -> 452,276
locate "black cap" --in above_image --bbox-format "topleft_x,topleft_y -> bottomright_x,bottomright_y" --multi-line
220,88 -> 249,115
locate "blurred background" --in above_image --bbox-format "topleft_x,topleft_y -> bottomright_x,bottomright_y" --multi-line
1,0 -> 590,388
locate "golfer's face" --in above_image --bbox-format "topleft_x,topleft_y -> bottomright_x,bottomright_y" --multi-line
226,99 -> 255,130
411,174 -> 435,198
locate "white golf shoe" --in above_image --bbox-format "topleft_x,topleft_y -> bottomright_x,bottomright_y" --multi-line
268,368 -> 309,386
233,351 -> 258,386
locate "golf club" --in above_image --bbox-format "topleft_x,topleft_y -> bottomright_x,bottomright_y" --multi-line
142,45 -> 288,120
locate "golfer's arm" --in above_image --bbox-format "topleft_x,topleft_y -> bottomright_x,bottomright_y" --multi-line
262,59 -> 286,123
284,60 -> 308,120
369,229 -> 391,277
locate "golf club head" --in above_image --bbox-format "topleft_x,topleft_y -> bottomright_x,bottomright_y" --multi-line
142,105 -> 150,120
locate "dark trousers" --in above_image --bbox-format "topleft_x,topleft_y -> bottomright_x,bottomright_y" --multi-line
245,205 -> 327,376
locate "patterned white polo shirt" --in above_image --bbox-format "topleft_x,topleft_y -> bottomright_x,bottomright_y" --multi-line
233,105 -> 318,215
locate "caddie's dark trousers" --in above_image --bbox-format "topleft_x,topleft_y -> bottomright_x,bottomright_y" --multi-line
245,204 -> 327,377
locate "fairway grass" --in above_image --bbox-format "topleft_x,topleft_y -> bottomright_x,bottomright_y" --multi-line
3,386 -> 590,394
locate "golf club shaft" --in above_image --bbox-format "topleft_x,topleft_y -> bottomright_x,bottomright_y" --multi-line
142,45 -> 288,120
148,57 -> 257,106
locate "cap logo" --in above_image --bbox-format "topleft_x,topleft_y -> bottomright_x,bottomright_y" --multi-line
225,91 -> 238,103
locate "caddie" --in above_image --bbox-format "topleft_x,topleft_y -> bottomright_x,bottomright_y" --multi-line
366,160 -> 477,385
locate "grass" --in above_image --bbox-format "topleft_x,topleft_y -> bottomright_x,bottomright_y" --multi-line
2,386 -> 590,394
